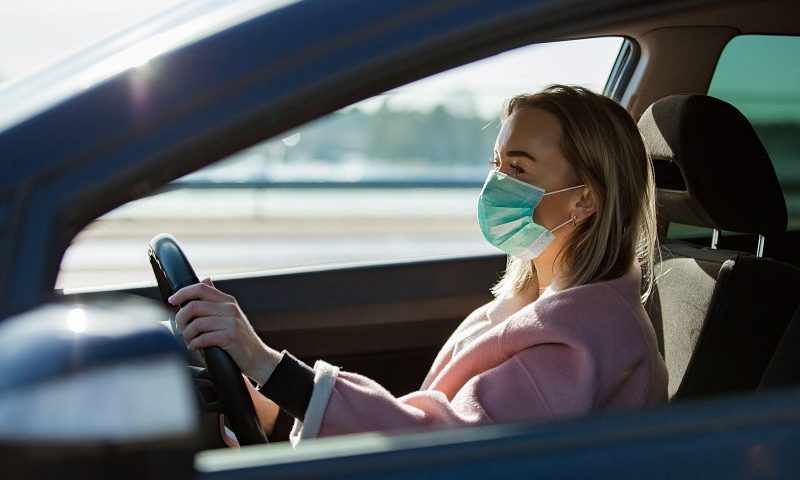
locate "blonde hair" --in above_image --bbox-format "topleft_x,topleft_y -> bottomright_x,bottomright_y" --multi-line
491,85 -> 658,302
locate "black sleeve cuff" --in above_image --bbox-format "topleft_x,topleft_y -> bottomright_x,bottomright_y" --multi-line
259,351 -> 314,421
269,409 -> 296,442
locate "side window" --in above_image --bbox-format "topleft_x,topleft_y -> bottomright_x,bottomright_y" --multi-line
58,37 -> 624,290
669,35 -> 800,239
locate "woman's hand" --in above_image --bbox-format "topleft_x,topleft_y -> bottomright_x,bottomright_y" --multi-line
170,278 -> 281,385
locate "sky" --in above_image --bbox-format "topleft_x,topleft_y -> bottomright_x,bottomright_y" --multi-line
0,0 -> 187,81
360,37 -> 621,119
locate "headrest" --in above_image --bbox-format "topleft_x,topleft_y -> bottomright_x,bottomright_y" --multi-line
638,94 -> 786,234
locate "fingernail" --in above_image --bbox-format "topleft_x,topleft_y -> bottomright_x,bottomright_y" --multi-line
167,295 -> 175,304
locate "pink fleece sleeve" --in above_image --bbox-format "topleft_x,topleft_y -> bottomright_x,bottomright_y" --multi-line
315,343 -> 595,438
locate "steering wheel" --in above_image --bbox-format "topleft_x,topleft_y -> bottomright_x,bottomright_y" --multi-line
148,233 -> 268,446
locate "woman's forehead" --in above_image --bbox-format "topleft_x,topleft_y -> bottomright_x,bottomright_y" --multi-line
496,108 -> 563,151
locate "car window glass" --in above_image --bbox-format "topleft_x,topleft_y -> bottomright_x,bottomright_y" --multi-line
668,34 -> 800,239
58,37 -> 623,290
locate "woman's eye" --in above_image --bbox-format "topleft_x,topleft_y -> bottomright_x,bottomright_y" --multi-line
488,156 -> 524,174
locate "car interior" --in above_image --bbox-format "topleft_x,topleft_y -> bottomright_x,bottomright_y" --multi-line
7,0 -> 798,476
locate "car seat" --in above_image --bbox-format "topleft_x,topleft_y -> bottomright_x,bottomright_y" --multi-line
638,94 -> 800,401
759,302 -> 800,390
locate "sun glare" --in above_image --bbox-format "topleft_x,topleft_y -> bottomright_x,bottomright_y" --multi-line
67,307 -> 88,333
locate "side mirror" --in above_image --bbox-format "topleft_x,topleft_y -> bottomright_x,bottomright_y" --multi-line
0,296 -> 197,479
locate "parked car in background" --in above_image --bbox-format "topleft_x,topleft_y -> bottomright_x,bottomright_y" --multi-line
1,0 -> 800,478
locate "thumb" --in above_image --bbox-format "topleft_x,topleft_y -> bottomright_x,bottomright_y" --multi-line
201,277 -> 215,287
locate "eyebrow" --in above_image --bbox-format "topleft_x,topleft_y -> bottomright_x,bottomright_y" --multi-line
506,150 -> 535,161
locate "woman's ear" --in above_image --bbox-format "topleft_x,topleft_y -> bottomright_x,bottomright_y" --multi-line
572,187 -> 596,224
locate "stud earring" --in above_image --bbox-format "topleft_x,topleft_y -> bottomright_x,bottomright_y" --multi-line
571,216 -> 577,227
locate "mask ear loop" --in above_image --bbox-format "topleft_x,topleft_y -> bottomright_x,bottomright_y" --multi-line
550,215 -> 577,233
543,184 -> 585,196
545,185 -> 584,232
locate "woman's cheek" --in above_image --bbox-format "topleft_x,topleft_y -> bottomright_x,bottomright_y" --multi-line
532,199 -> 558,227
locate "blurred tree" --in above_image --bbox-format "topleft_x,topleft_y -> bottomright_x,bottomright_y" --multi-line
258,102 -> 499,168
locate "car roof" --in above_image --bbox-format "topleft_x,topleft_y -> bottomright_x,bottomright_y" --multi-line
3,0 -> 798,134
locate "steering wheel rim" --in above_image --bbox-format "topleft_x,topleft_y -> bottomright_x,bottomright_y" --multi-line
148,233 -> 267,446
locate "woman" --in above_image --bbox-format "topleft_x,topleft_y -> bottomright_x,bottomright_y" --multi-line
170,85 -> 668,444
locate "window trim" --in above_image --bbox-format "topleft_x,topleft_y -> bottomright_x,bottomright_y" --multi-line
604,37 -> 639,101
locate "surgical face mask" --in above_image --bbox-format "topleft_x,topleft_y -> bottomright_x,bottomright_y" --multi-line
477,170 -> 585,260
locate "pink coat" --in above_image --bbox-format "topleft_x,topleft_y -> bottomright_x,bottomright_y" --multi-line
291,266 -> 668,442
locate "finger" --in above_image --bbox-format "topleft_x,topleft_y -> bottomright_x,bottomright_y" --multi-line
174,300 -> 229,332
181,316 -> 227,345
202,277 -> 215,288
168,283 -> 203,306
189,330 -> 230,351
167,283 -> 224,305
168,282 -> 230,306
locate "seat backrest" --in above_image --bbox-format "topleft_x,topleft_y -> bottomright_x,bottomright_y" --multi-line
759,303 -> 800,390
638,94 -> 800,401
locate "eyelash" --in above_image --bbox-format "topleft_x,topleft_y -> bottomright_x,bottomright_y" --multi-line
490,156 -> 525,175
